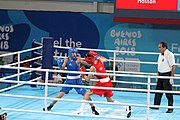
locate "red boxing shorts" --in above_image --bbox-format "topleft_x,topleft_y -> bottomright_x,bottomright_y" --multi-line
90,80 -> 113,97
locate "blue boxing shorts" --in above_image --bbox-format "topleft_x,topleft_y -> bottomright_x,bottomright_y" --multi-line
60,77 -> 87,95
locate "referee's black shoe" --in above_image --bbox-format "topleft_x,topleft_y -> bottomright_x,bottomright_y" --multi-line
166,109 -> 173,113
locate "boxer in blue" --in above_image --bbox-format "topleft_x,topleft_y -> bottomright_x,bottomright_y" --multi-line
43,48 -> 99,115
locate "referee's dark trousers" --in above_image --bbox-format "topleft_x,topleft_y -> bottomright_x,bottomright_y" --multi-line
154,71 -> 173,110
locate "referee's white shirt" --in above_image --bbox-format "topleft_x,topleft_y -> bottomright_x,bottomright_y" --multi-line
158,49 -> 175,73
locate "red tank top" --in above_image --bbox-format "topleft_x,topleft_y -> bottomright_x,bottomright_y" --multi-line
92,59 -> 108,79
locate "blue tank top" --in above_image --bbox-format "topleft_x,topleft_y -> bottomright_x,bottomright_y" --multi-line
66,58 -> 80,76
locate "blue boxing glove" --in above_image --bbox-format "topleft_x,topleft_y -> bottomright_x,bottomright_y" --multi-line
57,58 -> 64,68
95,56 -> 100,60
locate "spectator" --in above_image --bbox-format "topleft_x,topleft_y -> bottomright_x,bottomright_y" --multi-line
106,61 -> 118,80
21,56 -> 32,67
20,56 -> 32,81
39,71 -> 63,85
10,55 -> 18,66
0,57 -> 4,65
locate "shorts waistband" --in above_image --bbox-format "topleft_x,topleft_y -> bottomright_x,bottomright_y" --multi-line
158,71 -> 171,76
99,77 -> 110,82
67,75 -> 80,79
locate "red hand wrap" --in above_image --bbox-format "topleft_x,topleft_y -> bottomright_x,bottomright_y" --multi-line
80,67 -> 86,77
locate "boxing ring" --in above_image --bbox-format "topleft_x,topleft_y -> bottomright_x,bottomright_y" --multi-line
0,38 -> 180,120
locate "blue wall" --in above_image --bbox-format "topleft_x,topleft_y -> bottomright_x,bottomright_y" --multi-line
0,10 -> 180,75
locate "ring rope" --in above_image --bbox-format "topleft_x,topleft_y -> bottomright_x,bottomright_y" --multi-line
0,94 -> 178,109
0,66 -> 179,80
54,46 -> 180,56
0,46 -> 42,58
1,79 -> 180,94
5,56 -> 42,67
0,107 -> 144,120
0,77 -> 40,93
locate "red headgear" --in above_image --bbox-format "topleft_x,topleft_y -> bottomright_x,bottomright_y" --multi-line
89,50 -> 100,57
84,52 -> 95,64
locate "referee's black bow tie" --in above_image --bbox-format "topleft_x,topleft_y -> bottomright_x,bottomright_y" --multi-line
161,53 -> 164,55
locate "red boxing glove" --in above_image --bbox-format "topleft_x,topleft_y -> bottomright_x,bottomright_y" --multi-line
80,67 -> 86,77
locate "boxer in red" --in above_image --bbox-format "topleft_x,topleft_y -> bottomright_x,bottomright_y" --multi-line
83,51 -> 131,118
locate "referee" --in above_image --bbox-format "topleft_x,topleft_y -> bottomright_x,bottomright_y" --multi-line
151,41 -> 176,113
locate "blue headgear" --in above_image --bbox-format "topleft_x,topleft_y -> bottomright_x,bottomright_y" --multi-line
68,48 -> 78,59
